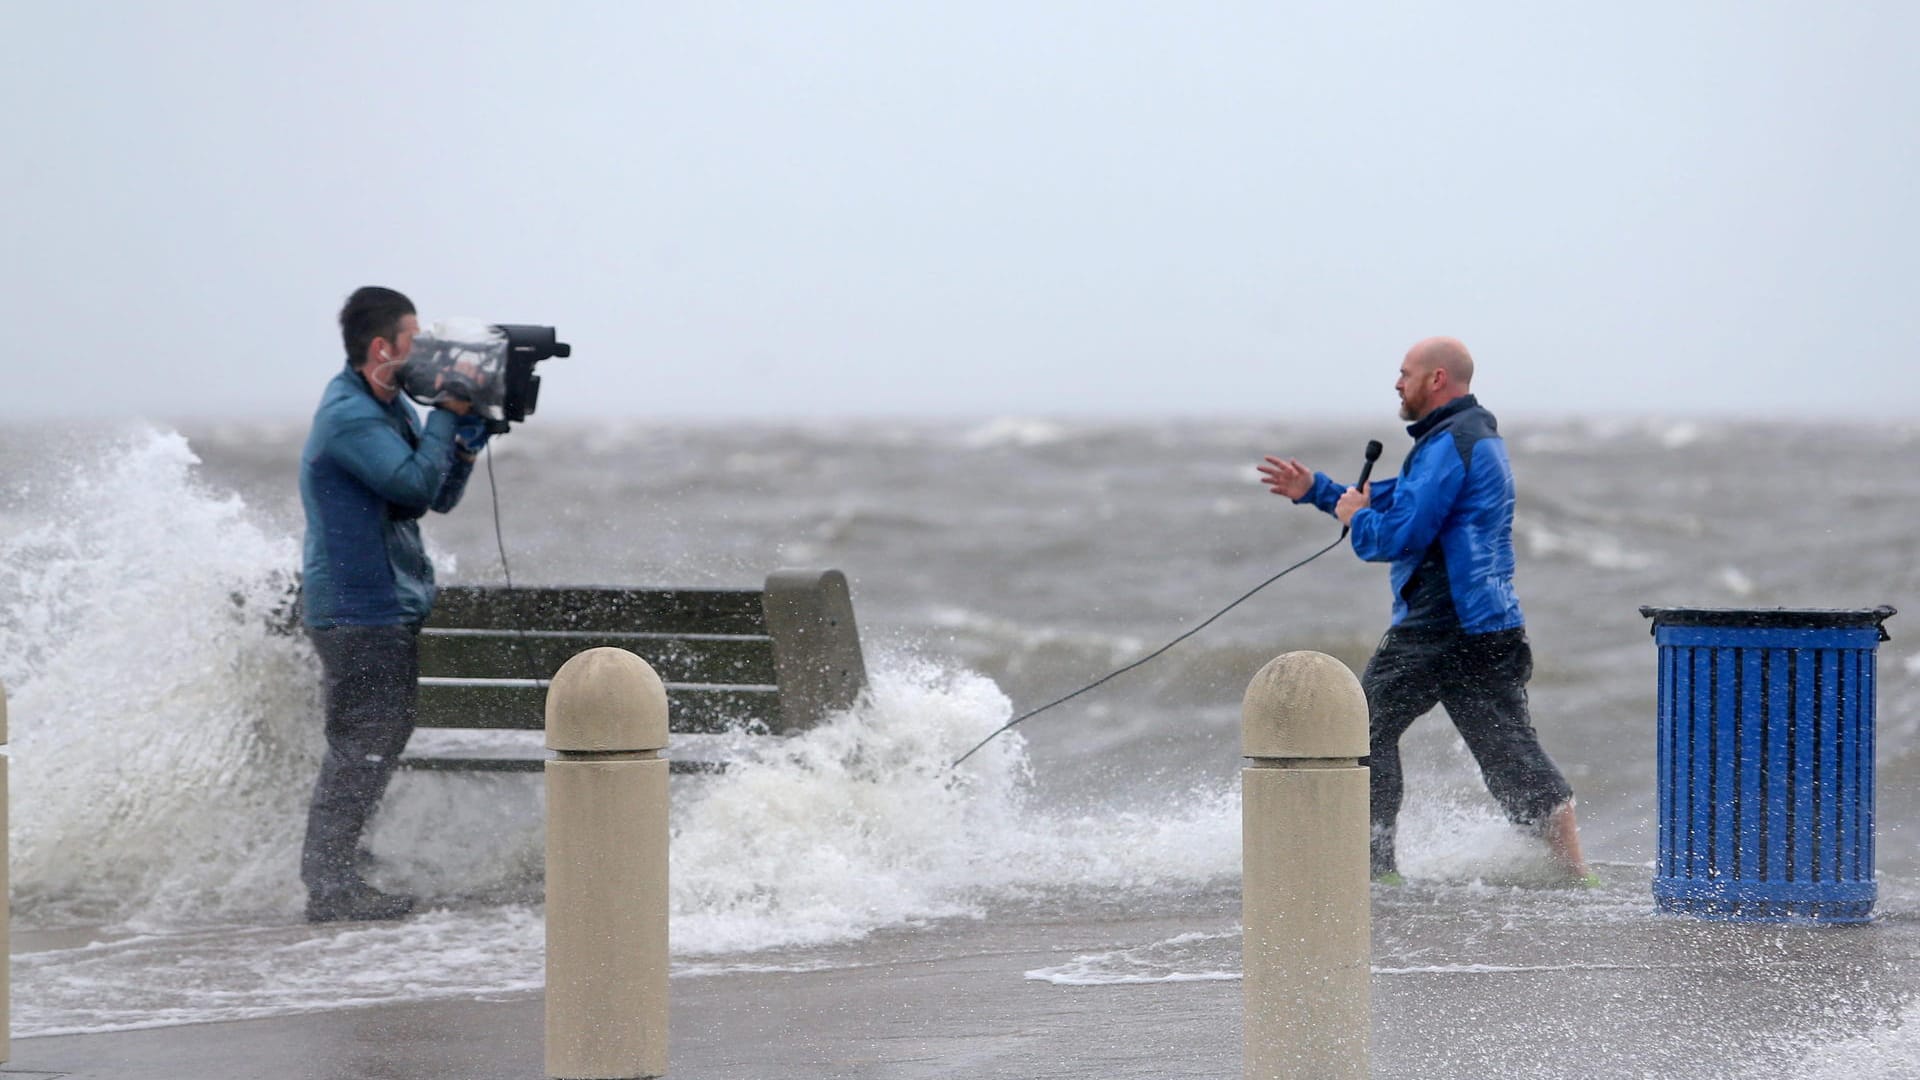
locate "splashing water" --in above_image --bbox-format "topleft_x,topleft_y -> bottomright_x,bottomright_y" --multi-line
1793,1000 -> 1920,1080
0,424 -> 1581,1044
670,651 -> 1267,954
0,429 -> 318,928
0,428 -> 1242,946
671,658 -> 1027,952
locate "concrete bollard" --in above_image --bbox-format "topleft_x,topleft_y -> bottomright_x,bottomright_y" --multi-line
1241,651 -> 1369,1080
545,648 -> 669,1080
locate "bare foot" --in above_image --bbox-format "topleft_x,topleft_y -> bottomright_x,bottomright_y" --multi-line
1540,799 -> 1591,881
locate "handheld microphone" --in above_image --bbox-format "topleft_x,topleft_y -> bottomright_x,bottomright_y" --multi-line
1355,439 -> 1384,489
1340,440 -> 1385,538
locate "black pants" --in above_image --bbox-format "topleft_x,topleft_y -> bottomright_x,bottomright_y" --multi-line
302,623 -> 420,896
1362,626 -> 1573,875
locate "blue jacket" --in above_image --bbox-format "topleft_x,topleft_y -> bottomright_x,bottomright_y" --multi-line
1297,395 -> 1524,635
299,364 -> 475,628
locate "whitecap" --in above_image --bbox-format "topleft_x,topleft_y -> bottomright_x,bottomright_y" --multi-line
961,417 -> 1070,449
1516,520 -> 1653,571
1718,565 -> 1757,597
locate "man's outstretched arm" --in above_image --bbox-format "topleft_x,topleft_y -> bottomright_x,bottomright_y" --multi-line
1258,456 -> 1347,517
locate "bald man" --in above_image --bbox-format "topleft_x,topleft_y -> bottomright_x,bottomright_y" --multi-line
1257,338 -> 1591,884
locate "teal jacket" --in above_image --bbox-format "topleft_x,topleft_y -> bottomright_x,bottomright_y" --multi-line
299,364 -> 474,628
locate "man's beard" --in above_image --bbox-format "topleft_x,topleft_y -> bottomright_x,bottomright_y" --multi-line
1398,395 -> 1417,421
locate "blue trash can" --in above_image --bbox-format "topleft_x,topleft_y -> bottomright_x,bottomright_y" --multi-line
1640,606 -> 1895,922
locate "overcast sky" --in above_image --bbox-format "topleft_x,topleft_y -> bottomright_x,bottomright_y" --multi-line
5,2 -> 1914,422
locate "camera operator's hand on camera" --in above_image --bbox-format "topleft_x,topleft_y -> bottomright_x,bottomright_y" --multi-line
432,358 -> 485,412
1258,456 -> 1314,500
452,414 -> 490,460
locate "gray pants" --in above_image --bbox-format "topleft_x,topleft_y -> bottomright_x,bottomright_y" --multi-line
302,623 -> 419,896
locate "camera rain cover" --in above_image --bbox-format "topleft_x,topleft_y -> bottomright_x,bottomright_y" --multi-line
399,318 -> 508,419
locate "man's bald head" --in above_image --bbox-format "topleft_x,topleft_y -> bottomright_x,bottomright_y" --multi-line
1396,337 -> 1475,421
1407,336 -> 1474,388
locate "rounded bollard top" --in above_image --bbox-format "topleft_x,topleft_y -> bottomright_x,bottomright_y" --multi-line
545,647 -> 669,752
1242,651 -> 1367,760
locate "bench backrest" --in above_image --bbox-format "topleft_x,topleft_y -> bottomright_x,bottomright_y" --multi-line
417,569 -> 867,735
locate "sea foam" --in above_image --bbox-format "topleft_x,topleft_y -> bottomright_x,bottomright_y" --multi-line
0,429 -> 319,928
0,429 -> 1243,937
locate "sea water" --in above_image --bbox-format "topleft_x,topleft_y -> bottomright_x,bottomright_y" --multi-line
1,418 -> 1916,1070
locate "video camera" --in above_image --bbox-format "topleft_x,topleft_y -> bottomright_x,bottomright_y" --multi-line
491,324 -> 570,434
399,319 -> 571,435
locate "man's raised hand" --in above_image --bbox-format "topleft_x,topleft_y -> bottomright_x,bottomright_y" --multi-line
1258,456 -> 1314,500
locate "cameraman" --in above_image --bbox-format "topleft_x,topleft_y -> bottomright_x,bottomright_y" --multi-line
296,286 -> 490,923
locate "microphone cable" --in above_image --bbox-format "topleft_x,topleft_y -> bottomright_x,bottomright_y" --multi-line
949,439 -> 1383,770
483,443 -> 514,591
948,530 -> 1347,770
480,442 -> 550,688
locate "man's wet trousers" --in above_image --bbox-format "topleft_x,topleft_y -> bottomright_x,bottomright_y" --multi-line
1362,626 -> 1574,876
302,623 -> 419,897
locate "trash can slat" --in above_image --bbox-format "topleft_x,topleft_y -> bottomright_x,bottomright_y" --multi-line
1656,879 -> 1876,905
1658,646 -> 1673,878
1720,641 -> 1751,880
1689,647 -> 1711,879
1765,650 -> 1788,884
1861,650 -> 1871,875
1731,649 -> 1750,880
1653,625 -> 1886,650
1811,651 -> 1828,883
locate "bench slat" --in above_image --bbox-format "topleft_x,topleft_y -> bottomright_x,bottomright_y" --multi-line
428,586 -> 767,635
400,756 -> 544,772
416,681 -> 779,734
396,757 -> 724,775
419,630 -> 777,685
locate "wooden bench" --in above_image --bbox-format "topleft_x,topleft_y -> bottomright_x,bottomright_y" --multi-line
399,568 -> 867,773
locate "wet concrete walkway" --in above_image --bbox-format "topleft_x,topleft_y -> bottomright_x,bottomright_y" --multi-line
10,877 -> 1918,1079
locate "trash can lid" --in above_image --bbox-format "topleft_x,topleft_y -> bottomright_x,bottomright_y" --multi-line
1638,605 -> 1895,639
